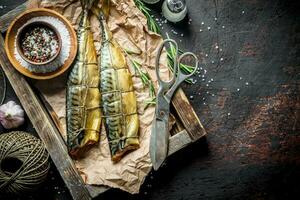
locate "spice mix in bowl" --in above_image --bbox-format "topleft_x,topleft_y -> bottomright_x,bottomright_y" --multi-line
17,21 -> 61,65
5,8 -> 78,80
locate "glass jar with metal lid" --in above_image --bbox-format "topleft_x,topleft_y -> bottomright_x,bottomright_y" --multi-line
162,0 -> 187,23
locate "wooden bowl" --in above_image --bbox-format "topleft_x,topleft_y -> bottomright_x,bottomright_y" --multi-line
5,8 -> 77,80
16,21 -> 62,65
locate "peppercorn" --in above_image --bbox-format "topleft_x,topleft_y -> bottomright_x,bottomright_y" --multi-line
21,25 -> 59,63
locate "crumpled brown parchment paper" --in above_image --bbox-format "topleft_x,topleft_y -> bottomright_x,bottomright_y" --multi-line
27,0 -> 169,194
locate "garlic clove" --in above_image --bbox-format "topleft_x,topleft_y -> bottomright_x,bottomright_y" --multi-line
0,101 -> 25,129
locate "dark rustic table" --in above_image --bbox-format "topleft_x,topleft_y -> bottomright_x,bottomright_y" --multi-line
0,0 -> 299,199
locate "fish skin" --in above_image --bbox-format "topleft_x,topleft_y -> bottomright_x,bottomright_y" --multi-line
66,6 -> 101,158
98,11 -> 140,162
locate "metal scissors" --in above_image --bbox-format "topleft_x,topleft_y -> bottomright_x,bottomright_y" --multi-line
150,39 -> 199,170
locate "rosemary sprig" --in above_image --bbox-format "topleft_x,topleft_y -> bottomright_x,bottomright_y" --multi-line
124,48 -> 156,107
134,0 -> 160,33
166,35 -> 193,83
130,59 -> 157,108
131,59 -> 156,98
133,1 -> 196,83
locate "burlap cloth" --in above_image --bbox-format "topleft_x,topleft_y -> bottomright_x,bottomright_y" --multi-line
27,0 -> 169,194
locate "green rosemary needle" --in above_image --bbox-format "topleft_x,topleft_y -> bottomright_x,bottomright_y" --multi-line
134,0 -> 160,34
130,59 -> 156,98
133,1 -> 196,83
124,49 -> 156,107
166,34 -> 194,83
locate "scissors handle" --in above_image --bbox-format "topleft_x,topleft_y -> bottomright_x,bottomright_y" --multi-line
155,39 -> 178,88
165,52 -> 199,99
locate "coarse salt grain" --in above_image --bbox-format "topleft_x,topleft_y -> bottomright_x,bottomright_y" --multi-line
14,16 -> 71,74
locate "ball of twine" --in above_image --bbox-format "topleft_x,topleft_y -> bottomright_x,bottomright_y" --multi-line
0,131 -> 50,194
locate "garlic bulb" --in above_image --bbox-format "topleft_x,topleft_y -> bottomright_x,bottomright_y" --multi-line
0,101 -> 25,129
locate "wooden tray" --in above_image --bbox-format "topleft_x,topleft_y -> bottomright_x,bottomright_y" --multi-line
5,8 -> 77,80
0,3 -> 206,200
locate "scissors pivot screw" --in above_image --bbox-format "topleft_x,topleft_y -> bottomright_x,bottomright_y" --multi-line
160,111 -> 165,117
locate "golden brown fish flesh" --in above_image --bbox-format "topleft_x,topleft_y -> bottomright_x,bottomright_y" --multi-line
97,3 -> 140,162
66,0 -> 101,158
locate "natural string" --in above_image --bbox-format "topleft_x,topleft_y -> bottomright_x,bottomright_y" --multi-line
0,131 -> 49,194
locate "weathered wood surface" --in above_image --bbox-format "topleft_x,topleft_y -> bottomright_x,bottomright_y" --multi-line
1,0 -> 300,199
0,2 -> 27,33
0,35 -> 91,200
168,130 -> 192,155
172,88 -> 206,140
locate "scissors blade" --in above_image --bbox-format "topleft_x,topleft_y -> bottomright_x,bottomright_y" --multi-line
150,116 -> 169,170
